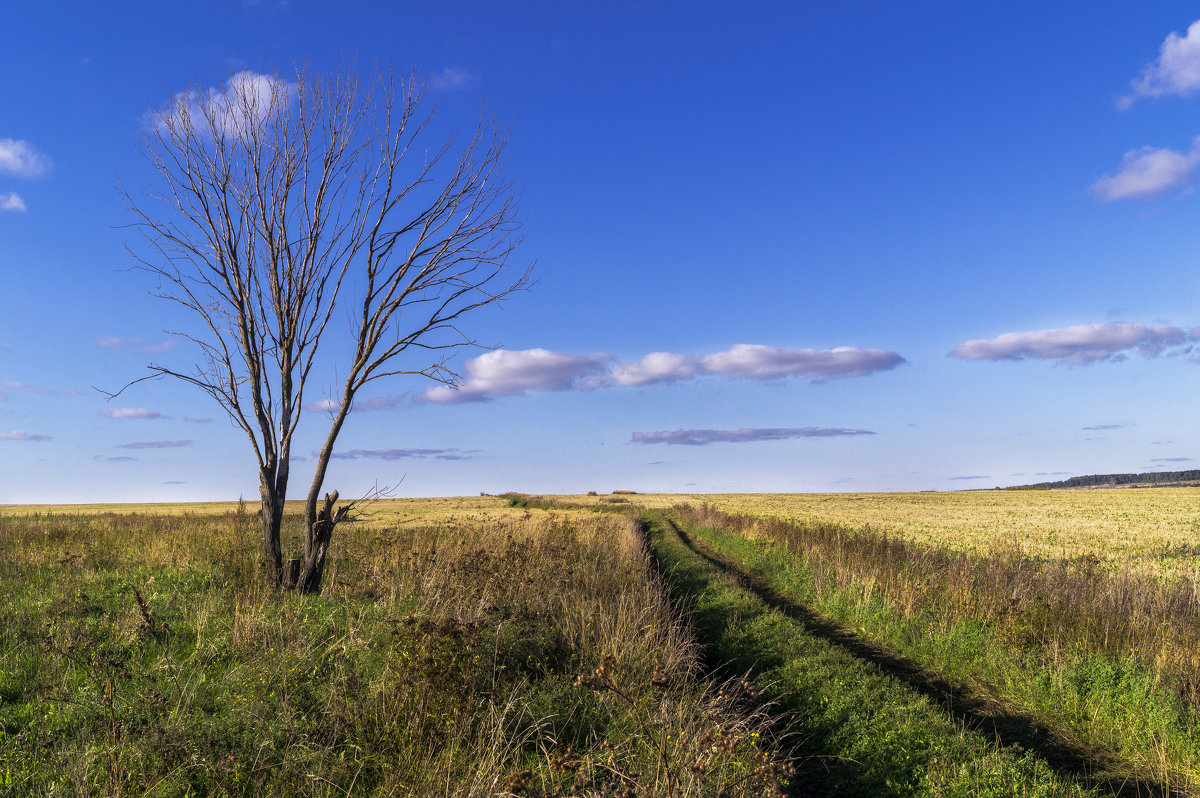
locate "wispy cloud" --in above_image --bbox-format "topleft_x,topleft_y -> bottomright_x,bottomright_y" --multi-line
101,407 -> 168,420
0,430 -> 52,441
303,398 -> 340,414
950,323 -> 1196,365
0,139 -> 52,178
0,192 -> 25,212
328,447 -> 473,461
359,394 -> 407,411
948,475 -> 990,481
1151,456 -> 1193,462
93,455 -> 139,462
96,336 -> 176,356
420,348 -> 611,403
1082,424 -> 1126,431
152,71 -> 296,137
115,440 -> 193,449
631,427 -> 876,446
1089,139 -> 1200,201
431,67 -> 475,92
0,381 -> 51,399
303,393 -> 406,413
1119,20 -> 1200,109
699,344 -> 905,381
183,416 -> 212,424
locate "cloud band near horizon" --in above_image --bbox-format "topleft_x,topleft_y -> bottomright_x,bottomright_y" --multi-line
0,430 -> 52,441
328,447 -> 472,461
631,427 -> 877,446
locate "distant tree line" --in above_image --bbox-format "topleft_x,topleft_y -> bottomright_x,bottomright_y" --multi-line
1007,470 -> 1200,490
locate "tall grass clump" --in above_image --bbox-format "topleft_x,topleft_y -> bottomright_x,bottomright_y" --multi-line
0,504 -> 790,796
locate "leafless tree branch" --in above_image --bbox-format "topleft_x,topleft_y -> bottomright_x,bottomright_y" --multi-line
120,62 -> 529,592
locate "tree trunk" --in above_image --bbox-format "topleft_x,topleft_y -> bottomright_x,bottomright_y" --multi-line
296,490 -> 344,594
297,400 -> 353,595
259,467 -> 285,588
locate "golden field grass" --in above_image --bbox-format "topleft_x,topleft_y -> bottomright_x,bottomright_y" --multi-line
558,489 -> 1200,577
0,495 -> 586,528
7,485 -> 1200,573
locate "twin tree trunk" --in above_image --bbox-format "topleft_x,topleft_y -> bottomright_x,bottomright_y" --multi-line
259,473 -> 349,594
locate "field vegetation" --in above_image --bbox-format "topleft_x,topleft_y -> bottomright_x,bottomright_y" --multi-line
0,503 -> 791,796
3,488 -> 1199,796
566,490 -> 1200,578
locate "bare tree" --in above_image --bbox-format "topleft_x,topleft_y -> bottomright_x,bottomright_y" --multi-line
120,64 -> 528,593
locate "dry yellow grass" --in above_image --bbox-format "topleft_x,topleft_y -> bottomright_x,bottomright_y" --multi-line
0,495 -> 585,527
9,487 -> 1198,575
559,489 -> 1200,576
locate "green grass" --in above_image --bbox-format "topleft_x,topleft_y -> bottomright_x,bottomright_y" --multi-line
0,506 -> 791,797
645,510 -> 1126,797
8,494 -> 1193,796
659,503 -> 1200,795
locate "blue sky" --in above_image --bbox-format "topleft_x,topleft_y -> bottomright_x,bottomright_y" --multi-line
5,2 -> 1200,502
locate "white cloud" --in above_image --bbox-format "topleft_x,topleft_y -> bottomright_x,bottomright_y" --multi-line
1089,140 -> 1200,201
100,407 -> 167,420
419,348 -> 611,403
700,344 -> 905,381
431,67 -> 474,92
303,398 -> 341,414
631,427 -> 876,446
0,139 -> 51,178
610,352 -> 700,387
0,193 -> 25,212
0,430 -> 52,441
950,322 -> 1196,365
416,342 -> 905,402
1120,20 -> 1200,108
153,71 -> 295,138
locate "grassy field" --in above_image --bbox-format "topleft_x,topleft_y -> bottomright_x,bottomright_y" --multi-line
651,498 -> 1200,796
559,490 -> 1200,577
4,488 -> 1200,796
18,487 -> 1200,573
0,501 -> 792,796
